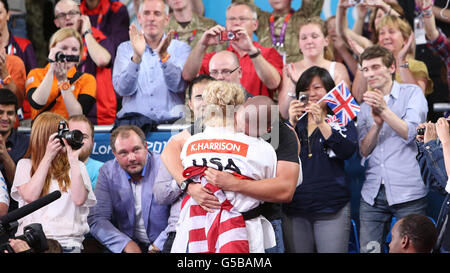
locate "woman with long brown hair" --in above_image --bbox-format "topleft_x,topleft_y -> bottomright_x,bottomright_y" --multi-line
11,112 -> 96,253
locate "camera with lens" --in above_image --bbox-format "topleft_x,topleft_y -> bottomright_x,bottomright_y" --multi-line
417,127 -> 425,136
220,30 -> 238,41
55,51 -> 80,63
299,93 -> 309,105
348,0 -> 364,4
0,223 -> 48,253
56,121 -> 84,150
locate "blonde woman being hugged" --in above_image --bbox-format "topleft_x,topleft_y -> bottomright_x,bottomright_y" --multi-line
11,112 -> 96,253
278,17 -> 351,119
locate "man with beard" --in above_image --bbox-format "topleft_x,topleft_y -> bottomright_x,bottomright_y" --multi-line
68,114 -> 103,189
88,125 -> 170,253
0,89 -> 28,211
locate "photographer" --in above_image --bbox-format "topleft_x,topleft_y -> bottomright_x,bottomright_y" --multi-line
10,112 -> 96,253
25,27 -> 96,121
416,117 -> 450,252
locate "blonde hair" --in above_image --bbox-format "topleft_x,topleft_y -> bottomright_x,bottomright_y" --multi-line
299,17 -> 334,61
48,27 -> 83,63
25,112 -> 71,197
202,81 -> 245,128
375,15 -> 415,57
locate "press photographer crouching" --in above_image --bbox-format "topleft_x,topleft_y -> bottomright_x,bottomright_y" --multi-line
9,112 -> 96,253
416,116 -> 450,252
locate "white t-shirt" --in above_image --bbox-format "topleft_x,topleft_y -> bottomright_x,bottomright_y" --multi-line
0,173 -> 9,207
11,159 -> 97,249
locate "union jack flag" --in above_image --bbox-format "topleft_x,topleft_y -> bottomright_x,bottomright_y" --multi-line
322,81 -> 360,126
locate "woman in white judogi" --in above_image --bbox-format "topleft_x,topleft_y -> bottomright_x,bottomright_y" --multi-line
172,81 -> 277,253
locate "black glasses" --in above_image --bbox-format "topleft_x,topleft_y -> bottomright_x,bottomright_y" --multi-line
55,10 -> 81,20
209,66 -> 240,77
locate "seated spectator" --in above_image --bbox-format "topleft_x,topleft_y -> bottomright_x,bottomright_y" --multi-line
389,214 -> 438,253
53,0 -> 126,125
68,114 -> 103,190
337,1 -> 433,101
88,125 -> 170,253
0,171 -> 7,216
113,0 -> 190,130
416,117 -> 450,252
171,81 -> 277,253
182,1 -> 283,99
25,27 -> 97,121
278,16 -> 351,119
11,112 -> 97,253
166,0 -> 221,53
0,89 -> 29,212
78,0 -> 130,125
284,66 -> 357,253
235,0 -> 324,64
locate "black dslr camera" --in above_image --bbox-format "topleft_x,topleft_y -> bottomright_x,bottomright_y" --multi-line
56,121 -> 84,150
417,127 -> 425,136
55,51 -> 80,63
0,223 -> 48,253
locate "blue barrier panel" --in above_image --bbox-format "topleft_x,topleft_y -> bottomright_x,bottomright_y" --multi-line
90,130 -> 176,163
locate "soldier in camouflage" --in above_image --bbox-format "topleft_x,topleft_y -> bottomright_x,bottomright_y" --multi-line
233,0 -> 324,64
165,0 -> 225,53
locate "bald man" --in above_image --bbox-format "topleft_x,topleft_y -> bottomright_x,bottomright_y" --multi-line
204,96 -> 301,253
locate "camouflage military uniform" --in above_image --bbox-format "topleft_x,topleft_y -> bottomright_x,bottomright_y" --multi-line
165,13 -> 225,54
234,0 -> 324,64
166,13 -> 226,106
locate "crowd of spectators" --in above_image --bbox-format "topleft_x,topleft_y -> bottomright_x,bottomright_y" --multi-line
0,0 -> 449,254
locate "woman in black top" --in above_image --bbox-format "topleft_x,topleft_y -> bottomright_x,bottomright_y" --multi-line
282,66 -> 358,253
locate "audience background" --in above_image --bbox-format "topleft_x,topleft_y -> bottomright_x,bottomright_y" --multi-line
5,0 -> 449,252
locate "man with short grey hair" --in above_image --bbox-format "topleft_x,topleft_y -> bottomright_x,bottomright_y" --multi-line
113,0 -> 191,127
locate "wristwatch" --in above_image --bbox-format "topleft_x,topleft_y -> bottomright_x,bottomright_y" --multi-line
58,81 -> 71,91
399,62 -> 409,69
82,29 -> 93,38
180,178 -> 194,192
1,75 -> 11,85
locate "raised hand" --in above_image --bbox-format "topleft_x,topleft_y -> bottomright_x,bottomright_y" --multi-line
129,23 -> 146,63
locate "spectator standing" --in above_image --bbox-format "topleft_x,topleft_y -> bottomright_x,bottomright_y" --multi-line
113,0 -> 191,130
357,45 -> 428,253
25,27 -> 97,121
0,0 -> 37,74
88,125 -> 170,253
233,0 -> 324,64
182,1 -> 283,99
283,66 -> 357,253
54,0 -> 128,125
278,16 -> 351,120
166,0 -> 221,53
416,117 -> 450,252
11,112 -> 96,253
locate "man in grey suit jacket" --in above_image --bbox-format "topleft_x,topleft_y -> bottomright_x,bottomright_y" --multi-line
87,125 -> 170,253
